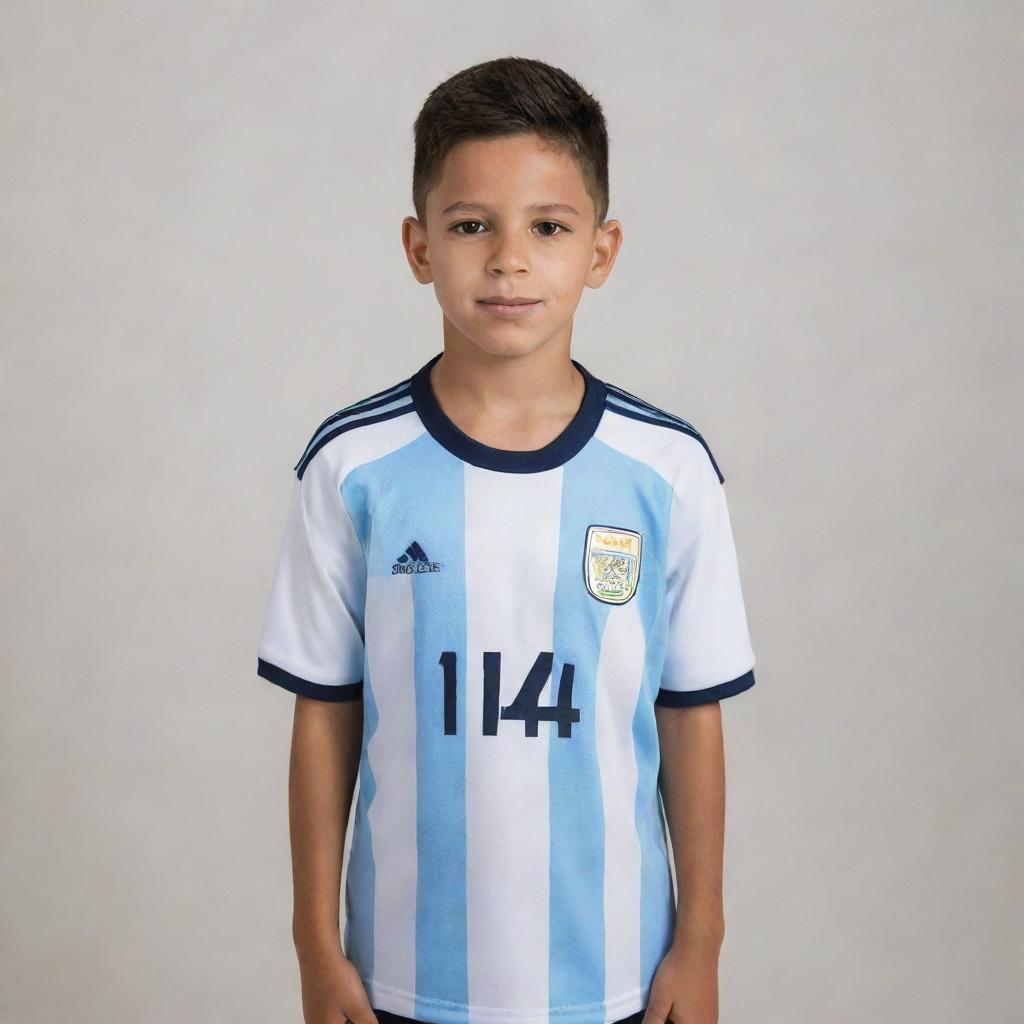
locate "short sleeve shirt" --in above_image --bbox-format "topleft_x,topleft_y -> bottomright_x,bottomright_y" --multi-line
256,350 -> 757,1024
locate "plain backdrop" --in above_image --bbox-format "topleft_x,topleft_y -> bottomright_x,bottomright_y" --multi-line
2,3 -> 1021,1022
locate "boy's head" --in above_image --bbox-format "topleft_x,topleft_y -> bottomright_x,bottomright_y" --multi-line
411,57 -> 609,230
402,57 -> 622,361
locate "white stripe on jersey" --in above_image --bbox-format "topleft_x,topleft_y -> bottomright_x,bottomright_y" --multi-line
363,570 -> 419,995
464,466 -> 562,1011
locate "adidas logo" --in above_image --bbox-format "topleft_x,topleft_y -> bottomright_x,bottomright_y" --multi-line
392,540 -> 442,575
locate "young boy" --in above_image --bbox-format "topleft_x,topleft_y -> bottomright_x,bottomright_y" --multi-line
257,57 -> 756,1024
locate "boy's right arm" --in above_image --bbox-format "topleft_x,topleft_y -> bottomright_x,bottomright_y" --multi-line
256,444 -> 372,1019
289,691 -> 360,958
289,693 -> 376,1024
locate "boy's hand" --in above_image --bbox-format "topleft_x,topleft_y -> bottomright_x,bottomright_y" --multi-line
297,945 -> 377,1024
641,939 -> 721,1024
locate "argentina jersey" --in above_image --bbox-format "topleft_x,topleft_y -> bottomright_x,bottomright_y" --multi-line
256,349 -> 756,1024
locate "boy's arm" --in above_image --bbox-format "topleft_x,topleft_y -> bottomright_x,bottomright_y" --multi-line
645,440 -> 754,1022
289,693 -> 363,963
655,700 -> 727,950
653,442 -> 754,951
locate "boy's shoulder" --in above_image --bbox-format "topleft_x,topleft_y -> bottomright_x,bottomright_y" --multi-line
598,373 -> 725,486
292,370 -> 420,481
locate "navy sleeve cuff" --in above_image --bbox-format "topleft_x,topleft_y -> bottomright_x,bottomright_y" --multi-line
654,668 -> 755,707
257,657 -> 364,702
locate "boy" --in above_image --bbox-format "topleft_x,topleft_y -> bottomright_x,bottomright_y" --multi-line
257,57 -> 756,1024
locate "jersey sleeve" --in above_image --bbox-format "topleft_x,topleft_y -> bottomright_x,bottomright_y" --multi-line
255,446 -> 366,702
656,445 -> 756,707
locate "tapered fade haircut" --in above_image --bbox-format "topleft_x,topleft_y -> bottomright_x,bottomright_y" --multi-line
412,57 -> 610,230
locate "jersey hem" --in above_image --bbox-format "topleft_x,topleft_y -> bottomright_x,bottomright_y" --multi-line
256,657 -> 363,702
654,668 -> 755,706
365,977 -> 650,1024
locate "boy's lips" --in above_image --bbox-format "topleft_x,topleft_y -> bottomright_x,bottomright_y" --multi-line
477,296 -> 543,319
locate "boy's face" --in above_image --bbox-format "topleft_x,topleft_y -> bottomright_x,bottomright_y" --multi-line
402,133 -> 622,361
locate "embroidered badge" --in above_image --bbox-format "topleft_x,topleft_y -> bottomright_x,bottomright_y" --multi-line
583,524 -> 642,605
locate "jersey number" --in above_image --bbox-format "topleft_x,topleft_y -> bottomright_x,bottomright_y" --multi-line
438,651 -> 581,738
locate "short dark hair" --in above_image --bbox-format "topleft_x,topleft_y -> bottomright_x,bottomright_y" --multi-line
412,57 -> 609,229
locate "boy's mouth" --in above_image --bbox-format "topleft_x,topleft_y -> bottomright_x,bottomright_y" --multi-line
477,296 -> 543,319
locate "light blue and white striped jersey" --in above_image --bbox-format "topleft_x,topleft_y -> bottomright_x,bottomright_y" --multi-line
256,349 -> 756,1024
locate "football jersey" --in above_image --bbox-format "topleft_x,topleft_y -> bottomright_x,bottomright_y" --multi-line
256,349 -> 756,1024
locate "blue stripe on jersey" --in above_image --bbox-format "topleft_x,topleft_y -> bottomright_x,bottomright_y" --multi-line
294,385 -> 414,478
342,473 -> 379,986
548,438 -> 676,1015
603,396 -> 725,485
343,432 -> 472,1017
407,437 -> 472,1018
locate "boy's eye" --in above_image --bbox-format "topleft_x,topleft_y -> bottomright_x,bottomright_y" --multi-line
535,221 -> 569,237
450,220 -> 570,238
452,220 -> 487,235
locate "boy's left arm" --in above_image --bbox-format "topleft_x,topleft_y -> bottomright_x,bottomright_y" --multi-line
644,700 -> 727,1024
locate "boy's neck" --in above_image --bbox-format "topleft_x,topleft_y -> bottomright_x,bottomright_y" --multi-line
427,342 -> 587,452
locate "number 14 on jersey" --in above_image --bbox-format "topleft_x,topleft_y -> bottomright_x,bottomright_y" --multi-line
438,650 -> 581,738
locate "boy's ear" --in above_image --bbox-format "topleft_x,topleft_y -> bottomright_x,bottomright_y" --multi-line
401,215 -> 434,284
585,218 -> 624,289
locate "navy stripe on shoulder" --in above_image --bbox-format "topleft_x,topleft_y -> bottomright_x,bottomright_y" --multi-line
604,394 -> 725,484
294,383 -> 414,479
604,381 -> 700,432
298,377 -> 412,457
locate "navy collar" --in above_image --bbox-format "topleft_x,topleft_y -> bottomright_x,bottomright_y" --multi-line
410,350 -> 607,473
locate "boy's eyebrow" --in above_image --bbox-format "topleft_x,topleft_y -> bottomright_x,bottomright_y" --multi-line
442,201 -> 580,217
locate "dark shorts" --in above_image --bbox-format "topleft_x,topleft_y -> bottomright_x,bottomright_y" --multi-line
371,1009 -> 646,1024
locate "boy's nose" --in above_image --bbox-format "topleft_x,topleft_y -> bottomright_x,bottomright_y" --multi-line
485,237 -> 531,274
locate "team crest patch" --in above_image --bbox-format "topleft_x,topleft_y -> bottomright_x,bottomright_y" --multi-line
583,525 -> 642,605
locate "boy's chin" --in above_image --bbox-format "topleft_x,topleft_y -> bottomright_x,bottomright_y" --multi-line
446,332 -> 557,362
